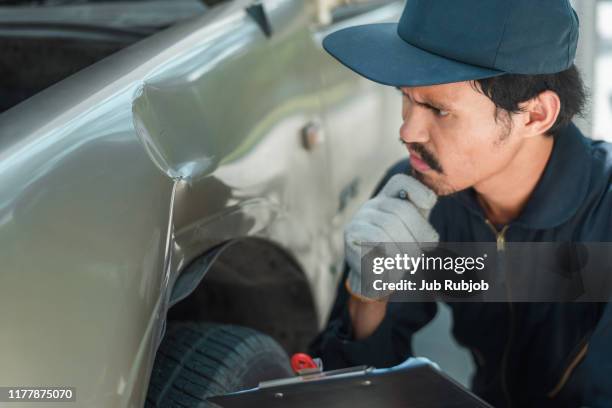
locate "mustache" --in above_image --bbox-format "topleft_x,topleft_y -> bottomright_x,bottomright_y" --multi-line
408,143 -> 443,173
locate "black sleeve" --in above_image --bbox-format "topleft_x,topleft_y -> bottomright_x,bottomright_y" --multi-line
308,158 -> 438,369
308,263 -> 438,370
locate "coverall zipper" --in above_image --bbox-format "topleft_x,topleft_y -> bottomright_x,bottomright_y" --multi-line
484,219 -> 514,408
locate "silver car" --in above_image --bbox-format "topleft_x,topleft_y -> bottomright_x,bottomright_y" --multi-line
0,0 -> 405,406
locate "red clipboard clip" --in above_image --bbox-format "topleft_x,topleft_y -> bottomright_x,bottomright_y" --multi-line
290,353 -> 323,375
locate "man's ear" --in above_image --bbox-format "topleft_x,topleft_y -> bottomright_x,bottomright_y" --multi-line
520,90 -> 561,138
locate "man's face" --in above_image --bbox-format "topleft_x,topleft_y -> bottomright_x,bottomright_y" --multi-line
398,81 -> 524,196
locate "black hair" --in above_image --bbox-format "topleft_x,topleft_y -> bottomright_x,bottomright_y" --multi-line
473,64 -> 587,137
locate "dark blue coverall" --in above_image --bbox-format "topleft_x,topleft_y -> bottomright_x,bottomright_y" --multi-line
309,123 -> 612,407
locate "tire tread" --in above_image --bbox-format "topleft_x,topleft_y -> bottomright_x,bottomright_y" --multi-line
146,322 -> 292,407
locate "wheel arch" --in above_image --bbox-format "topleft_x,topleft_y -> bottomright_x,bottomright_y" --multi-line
166,236 -> 320,354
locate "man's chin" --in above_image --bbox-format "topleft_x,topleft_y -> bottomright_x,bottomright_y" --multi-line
411,168 -> 454,196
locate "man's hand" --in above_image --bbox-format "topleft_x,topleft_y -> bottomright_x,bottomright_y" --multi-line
344,174 -> 439,339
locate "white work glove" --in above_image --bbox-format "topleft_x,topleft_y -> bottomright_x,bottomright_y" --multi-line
345,174 -> 439,299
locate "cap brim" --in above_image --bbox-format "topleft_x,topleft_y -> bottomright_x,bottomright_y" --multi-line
323,23 -> 504,87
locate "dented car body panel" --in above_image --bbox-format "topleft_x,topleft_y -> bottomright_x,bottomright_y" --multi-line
0,0 -> 404,406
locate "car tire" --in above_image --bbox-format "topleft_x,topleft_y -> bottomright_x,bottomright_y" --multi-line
146,322 -> 293,407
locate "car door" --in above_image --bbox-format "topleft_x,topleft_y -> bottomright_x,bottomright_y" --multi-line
311,0 -> 406,287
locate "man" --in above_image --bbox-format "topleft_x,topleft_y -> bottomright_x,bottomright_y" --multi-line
309,1 -> 612,407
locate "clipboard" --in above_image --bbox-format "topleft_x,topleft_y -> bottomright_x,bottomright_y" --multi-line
208,359 -> 492,408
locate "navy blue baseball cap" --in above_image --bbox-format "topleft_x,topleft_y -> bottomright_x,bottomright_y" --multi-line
323,0 -> 579,87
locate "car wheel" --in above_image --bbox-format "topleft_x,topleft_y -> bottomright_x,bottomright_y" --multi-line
146,322 -> 293,407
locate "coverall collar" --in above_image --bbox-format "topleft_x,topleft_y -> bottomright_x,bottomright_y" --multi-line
452,122 -> 591,230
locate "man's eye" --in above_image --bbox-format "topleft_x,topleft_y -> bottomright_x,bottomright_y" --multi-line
435,109 -> 450,117
398,90 -> 449,117
427,106 -> 449,117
